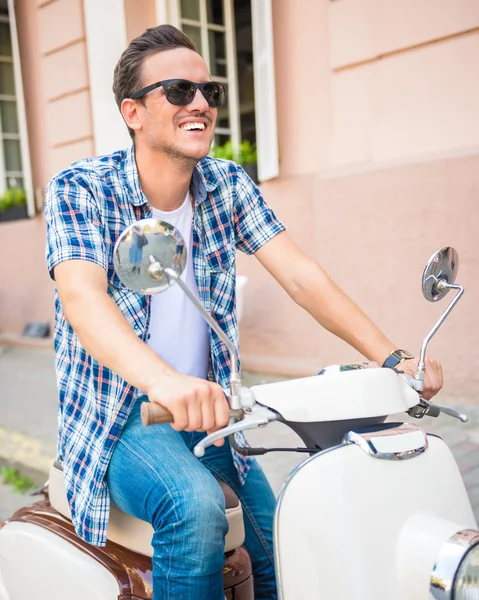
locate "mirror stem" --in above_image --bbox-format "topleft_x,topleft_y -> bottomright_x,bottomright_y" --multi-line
413,282 -> 464,391
164,268 -> 242,409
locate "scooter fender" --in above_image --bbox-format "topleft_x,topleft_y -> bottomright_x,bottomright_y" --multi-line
274,434 -> 476,600
0,520 -> 122,600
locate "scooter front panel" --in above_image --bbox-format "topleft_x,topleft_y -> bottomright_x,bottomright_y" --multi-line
274,434 -> 476,600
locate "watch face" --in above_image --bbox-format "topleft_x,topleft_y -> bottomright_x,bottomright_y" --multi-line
393,350 -> 414,361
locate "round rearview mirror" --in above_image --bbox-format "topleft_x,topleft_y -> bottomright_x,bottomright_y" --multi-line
422,247 -> 459,302
113,219 -> 186,294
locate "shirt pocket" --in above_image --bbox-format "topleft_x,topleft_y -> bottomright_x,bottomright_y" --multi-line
205,247 -> 236,321
205,246 -> 234,274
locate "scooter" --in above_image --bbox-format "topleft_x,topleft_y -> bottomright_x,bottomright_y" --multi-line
0,217 -> 475,599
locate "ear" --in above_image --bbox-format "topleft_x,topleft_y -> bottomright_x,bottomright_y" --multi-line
121,98 -> 143,134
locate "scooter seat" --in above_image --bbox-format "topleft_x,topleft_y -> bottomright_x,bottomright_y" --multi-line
48,462 -> 245,556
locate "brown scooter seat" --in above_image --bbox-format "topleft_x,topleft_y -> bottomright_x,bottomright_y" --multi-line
48,462 -> 245,556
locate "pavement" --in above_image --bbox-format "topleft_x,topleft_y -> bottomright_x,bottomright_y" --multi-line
1,344 -> 479,524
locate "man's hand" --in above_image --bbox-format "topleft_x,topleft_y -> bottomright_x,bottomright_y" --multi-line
147,373 -> 230,446
399,357 -> 444,400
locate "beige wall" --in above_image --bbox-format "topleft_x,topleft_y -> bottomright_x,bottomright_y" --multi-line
0,0 -> 163,338
0,0 -> 477,401
39,0 -> 94,174
0,0 -> 159,339
238,0 -> 479,400
0,0 -> 94,335
124,0 -> 156,41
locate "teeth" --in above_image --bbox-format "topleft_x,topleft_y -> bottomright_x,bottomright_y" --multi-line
180,123 -> 205,131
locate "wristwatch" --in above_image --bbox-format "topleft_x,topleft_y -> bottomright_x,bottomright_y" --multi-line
382,349 -> 414,369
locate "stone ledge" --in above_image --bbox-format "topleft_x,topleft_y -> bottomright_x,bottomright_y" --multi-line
0,333 -> 54,350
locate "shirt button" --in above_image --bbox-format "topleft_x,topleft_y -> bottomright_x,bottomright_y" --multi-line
147,333 -> 151,340
134,324 -> 139,330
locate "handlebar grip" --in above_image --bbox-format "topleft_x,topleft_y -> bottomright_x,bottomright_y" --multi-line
141,402 -> 174,426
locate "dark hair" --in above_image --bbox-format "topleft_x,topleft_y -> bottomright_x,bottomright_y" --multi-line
112,25 -> 197,139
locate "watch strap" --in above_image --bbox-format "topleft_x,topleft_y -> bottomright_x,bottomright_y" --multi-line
382,350 -> 414,369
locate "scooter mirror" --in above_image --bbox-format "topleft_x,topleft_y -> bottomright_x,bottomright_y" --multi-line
114,218 -> 243,409
113,219 -> 187,294
422,246 -> 459,303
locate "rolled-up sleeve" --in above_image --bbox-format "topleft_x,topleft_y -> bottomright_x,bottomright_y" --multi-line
45,175 -> 108,280
233,165 -> 286,255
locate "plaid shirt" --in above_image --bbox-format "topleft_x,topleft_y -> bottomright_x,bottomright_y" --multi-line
44,145 -> 285,546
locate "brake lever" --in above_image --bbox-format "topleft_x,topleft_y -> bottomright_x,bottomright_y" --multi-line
434,403 -> 469,423
407,398 -> 436,419
407,397 -> 468,423
193,405 -> 278,458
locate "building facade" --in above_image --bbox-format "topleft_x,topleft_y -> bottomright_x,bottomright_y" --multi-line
1,0 -> 478,398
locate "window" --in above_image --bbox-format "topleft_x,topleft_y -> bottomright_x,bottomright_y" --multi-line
234,1 -> 255,146
0,0 -> 33,219
160,0 -> 279,181
175,0 -> 240,149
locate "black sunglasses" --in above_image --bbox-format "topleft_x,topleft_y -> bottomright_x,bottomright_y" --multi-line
130,78 -> 227,108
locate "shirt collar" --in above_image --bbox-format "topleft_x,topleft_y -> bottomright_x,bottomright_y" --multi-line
123,144 -> 220,207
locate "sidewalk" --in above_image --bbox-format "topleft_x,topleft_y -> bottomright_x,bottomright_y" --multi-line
1,344 -> 479,524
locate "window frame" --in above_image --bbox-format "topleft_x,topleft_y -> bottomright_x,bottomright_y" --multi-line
1,0 -> 35,217
163,0 -> 241,151
157,0 -> 280,182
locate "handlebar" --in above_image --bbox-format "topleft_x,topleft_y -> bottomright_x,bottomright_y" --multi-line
141,402 -> 173,426
400,373 -> 469,422
407,397 -> 469,422
140,387 -> 256,427
140,400 -> 247,427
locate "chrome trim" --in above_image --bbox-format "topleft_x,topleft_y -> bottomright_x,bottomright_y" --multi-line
273,443 -> 345,599
414,281 -> 464,392
30,480 -> 49,497
193,405 -> 277,457
434,403 -> 469,423
431,529 -> 479,599
343,423 -> 428,460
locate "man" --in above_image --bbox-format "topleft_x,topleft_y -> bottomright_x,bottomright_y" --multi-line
44,25 -> 443,600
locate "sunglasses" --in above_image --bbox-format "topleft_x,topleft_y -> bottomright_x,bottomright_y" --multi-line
130,78 -> 227,108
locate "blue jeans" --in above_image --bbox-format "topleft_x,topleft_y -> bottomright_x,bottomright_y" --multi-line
106,397 -> 277,600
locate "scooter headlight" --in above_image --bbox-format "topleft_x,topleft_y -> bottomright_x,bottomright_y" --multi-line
454,542 -> 479,599
431,529 -> 479,599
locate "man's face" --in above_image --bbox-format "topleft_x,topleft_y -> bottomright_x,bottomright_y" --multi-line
132,48 -> 217,164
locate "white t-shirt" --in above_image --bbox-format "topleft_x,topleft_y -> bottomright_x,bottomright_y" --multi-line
147,192 -> 209,379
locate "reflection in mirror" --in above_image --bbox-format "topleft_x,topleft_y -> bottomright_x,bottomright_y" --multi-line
422,247 -> 459,303
113,219 -> 187,294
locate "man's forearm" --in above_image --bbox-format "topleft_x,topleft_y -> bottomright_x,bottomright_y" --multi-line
292,260 -> 396,365
61,287 -> 174,393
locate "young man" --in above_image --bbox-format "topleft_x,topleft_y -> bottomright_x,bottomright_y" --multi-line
44,25 -> 443,600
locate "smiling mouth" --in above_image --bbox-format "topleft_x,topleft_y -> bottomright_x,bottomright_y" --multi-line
179,123 -> 206,131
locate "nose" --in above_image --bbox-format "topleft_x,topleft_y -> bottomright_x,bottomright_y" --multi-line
187,88 -> 210,112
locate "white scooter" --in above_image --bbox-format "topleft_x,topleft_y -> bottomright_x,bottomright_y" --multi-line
0,218 -> 475,600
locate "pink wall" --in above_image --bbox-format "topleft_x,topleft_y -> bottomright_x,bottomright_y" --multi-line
124,0 -> 156,41
239,154 -> 479,399
238,0 -> 479,400
0,0 -> 94,335
0,0 -> 477,402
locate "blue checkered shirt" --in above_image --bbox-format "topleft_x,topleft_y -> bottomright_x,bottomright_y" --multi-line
44,145 -> 285,546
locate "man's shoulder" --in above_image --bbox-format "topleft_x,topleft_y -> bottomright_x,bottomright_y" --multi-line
48,148 -> 129,188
